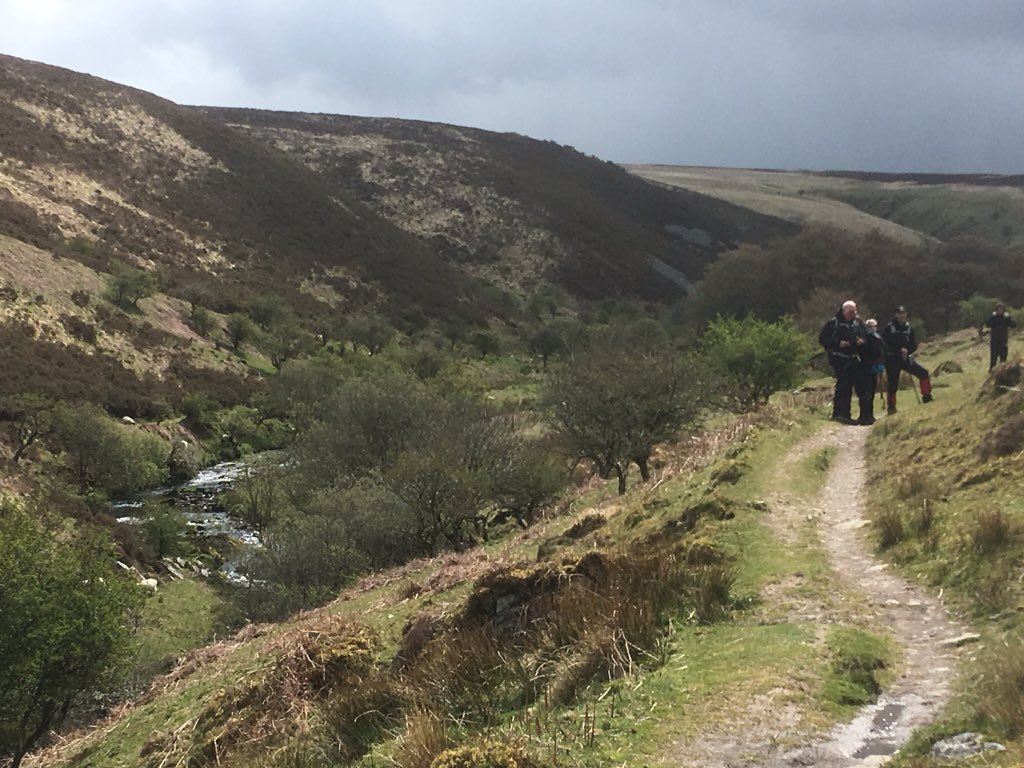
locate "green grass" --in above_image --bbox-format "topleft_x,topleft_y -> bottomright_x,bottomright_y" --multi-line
865,334 -> 1024,766
822,626 -> 892,710
129,578 -> 228,684
58,384 -> 963,768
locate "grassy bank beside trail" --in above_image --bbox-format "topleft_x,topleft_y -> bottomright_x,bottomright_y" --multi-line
864,331 -> 1024,767
36,393 -> 875,768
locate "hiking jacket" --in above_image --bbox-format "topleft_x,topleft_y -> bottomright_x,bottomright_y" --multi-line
859,331 -> 886,369
819,312 -> 861,363
985,313 -> 1016,345
882,318 -> 917,359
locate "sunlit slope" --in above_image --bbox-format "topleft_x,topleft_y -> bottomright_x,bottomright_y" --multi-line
627,165 -> 1024,249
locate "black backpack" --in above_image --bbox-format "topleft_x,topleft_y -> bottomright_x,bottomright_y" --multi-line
818,317 -> 838,349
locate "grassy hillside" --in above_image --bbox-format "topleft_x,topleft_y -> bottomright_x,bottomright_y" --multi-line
0,53 -> 501,328
863,332 -> 1024,766
22,325 -> 1024,768
627,165 -> 1024,250
198,109 -> 798,303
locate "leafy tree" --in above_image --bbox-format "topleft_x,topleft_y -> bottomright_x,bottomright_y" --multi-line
442,319 -> 468,351
469,330 -> 501,359
528,325 -> 567,368
225,312 -> 256,351
488,442 -> 564,528
233,515 -> 367,622
141,502 -> 190,558
260,355 -> 348,428
295,371 -> 434,487
386,451 -> 488,553
264,320 -> 318,370
189,305 -> 216,338
227,462 -> 285,531
248,294 -> 289,331
105,261 -> 157,309
958,293 -> 1010,330
546,340 -> 701,494
347,314 -> 396,355
0,394 -> 59,465
0,500 -> 142,768
54,405 -> 168,497
697,315 -> 809,411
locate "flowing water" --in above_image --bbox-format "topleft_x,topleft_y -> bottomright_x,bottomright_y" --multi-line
113,456 -> 273,584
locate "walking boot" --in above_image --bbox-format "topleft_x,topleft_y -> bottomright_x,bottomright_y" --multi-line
920,377 -> 933,403
886,393 -> 897,415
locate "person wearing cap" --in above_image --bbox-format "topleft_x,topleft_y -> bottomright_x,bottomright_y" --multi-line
818,300 -> 863,424
982,302 -> 1016,371
855,318 -> 885,425
882,305 -> 932,414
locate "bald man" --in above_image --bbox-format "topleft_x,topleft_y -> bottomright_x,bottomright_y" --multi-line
819,301 -> 863,424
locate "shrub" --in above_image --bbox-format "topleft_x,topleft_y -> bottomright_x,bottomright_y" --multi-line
972,509 -> 1013,554
431,737 -> 537,768
896,469 -> 941,502
0,500 -> 142,768
54,405 -> 169,497
141,503 -> 190,558
59,313 -> 98,344
698,315 -> 810,411
874,508 -> 906,550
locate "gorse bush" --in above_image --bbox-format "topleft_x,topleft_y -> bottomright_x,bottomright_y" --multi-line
430,738 -> 537,768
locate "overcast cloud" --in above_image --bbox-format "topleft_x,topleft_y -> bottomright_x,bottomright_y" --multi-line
2,0 -> 1023,172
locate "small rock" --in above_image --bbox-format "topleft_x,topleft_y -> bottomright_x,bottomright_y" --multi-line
940,633 -> 982,648
930,732 -> 1005,759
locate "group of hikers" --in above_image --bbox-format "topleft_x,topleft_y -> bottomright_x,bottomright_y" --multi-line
819,301 -> 1016,426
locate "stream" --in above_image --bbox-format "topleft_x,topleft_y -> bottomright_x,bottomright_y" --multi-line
113,457 -> 270,585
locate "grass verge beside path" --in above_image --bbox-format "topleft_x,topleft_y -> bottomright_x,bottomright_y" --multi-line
864,334 -> 1024,767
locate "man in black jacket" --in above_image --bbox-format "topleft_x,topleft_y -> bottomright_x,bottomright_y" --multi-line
855,318 -> 885,425
983,303 -> 1016,370
882,305 -> 932,414
819,300 -> 863,424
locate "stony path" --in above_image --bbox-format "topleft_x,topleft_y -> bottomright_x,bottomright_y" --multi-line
675,424 -> 965,767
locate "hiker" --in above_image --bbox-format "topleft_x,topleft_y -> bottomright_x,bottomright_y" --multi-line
882,305 -> 932,414
982,302 -> 1016,371
819,300 -> 863,424
855,318 -> 886,425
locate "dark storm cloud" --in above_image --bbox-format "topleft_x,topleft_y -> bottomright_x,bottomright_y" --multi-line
2,0 -> 1023,171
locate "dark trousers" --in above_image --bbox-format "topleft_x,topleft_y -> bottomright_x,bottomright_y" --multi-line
830,357 -> 855,419
885,358 -> 929,394
855,367 -> 877,423
990,342 -> 1009,370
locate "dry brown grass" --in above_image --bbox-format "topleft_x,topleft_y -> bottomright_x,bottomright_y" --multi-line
138,619 -> 380,767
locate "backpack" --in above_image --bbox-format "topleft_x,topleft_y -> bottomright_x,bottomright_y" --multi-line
818,317 -> 838,350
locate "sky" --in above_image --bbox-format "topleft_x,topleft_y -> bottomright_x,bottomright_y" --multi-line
2,0 -> 1024,173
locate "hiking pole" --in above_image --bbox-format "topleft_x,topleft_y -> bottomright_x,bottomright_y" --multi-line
908,370 -> 921,403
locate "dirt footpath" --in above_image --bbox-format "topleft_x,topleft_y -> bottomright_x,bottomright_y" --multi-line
674,424 -> 965,768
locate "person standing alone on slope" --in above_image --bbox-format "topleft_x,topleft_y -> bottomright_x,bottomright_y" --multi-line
982,302 -> 1016,371
819,300 -> 863,424
882,305 -> 932,414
